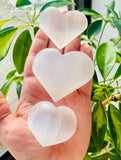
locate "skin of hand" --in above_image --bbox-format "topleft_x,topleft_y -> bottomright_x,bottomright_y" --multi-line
0,28 -> 93,160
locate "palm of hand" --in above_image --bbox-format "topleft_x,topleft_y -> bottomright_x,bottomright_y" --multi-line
0,29 -> 92,160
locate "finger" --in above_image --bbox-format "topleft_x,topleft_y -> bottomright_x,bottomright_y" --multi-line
64,35 -> 81,53
0,92 -> 14,142
24,28 -> 49,77
77,44 -> 93,97
80,43 -> 93,60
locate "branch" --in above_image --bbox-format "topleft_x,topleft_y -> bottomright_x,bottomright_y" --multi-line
102,93 -> 121,107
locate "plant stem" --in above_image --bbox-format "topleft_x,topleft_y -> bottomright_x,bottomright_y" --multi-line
16,18 -> 30,24
32,11 -> 36,23
98,21 -> 107,46
113,36 -> 121,47
34,13 -> 40,22
99,78 -> 114,84
17,24 -> 31,29
26,12 -> 32,23
107,78 -> 120,86
102,93 -> 121,107
112,86 -> 121,90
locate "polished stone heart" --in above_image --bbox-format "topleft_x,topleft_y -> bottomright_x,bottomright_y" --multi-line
39,7 -> 88,49
32,48 -> 94,102
28,101 -> 77,147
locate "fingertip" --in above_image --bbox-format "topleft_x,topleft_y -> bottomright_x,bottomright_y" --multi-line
80,44 -> 93,60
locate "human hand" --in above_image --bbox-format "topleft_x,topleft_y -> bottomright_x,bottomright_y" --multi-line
0,28 -> 93,160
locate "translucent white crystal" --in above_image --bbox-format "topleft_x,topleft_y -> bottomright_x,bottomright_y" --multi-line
32,48 -> 94,102
39,7 -> 88,49
28,101 -> 77,147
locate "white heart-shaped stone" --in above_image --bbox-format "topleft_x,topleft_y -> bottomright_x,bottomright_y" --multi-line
32,48 -> 94,102
39,7 -> 88,49
28,101 -> 77,147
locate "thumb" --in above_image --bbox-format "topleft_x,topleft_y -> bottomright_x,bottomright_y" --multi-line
0,91 -> 14,143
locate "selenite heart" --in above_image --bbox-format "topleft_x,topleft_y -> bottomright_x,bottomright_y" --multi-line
28,101 -> 77,147
39,7 -> 88,49
32,48 -> 94,102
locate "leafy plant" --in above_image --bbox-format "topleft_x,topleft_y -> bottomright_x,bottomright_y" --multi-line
0,0 -> 121,159
80,0 -> 121,159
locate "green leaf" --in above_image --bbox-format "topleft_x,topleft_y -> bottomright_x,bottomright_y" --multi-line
40,0 -> 75,12
79,8 -> 102,19
34,26 -> 39,36
93,70 -> 98,83
119,103 -> 121,113
92,102 -> 107,151
111,148 -> 121,160
107,0 -> 115,15
13,30 -> 32,74
16,0 -> 31,7
114,64 -> 121,81
83,153 -> 92,160
108,104 -> 121,153
104,129 -> 113,144
0,27 -> 18,61
0,19 -> 14,30
116,52 -> 121,63
13,76 -> 23,83
119,11 -> 121,19
112,19 -> 121,36
1,78 -> 14,98
88,136 -> 108,152
87,20 -> 103,39
81,35 -> 97,49
96,42 -> 116,79
106,5 -> 118,19
16,82 -> 22,99
6,70 -> 16,80
91,152 -> 113,160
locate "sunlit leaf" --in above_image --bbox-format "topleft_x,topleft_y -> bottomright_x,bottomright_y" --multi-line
96,42 -> 116,79
6,70 -> 16,80
0,27 -> 18,61
0,19 -> 14,30
1,78 -> 14,98
116,52 -> 121,63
